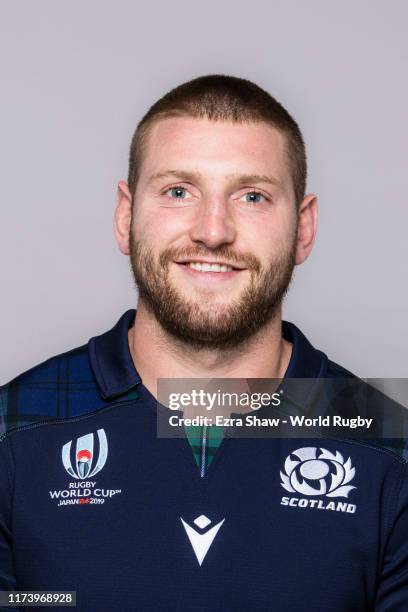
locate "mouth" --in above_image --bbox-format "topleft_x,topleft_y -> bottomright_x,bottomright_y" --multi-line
174,259 -> 247,273
173,259 -> 247,284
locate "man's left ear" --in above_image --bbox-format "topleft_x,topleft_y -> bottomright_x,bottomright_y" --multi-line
295,193 -> 318,265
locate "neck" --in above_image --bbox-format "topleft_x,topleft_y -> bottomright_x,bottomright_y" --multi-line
128,301 -> 293,399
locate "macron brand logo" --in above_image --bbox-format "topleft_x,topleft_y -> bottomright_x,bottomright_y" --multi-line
181,514 -> 225,566
280,446 -> 357,514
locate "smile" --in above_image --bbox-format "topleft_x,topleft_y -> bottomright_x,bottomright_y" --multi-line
185,262 -> 233,273
174,261 -> 246,280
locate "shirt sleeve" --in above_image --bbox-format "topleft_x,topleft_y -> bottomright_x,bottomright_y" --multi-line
375,461 -> 408,610
0,435 -> 16,592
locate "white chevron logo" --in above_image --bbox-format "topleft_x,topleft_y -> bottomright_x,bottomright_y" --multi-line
180,514 -> 225,566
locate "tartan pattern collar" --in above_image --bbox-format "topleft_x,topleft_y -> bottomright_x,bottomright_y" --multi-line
89,309 -> 328,402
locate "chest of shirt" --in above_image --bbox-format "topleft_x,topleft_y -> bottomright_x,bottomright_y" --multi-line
8,405 -> 395,611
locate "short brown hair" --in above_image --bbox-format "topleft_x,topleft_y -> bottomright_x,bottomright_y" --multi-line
128,74 -> 307,207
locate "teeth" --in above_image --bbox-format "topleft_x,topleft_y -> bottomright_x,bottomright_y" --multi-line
187,262 -> 233,272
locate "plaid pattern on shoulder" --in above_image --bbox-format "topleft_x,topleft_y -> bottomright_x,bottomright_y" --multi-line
0,345 -> 137,434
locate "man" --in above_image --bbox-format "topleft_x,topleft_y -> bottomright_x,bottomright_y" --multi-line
0,75 -> 407,611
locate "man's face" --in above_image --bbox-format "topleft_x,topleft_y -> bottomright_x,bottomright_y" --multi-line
128,117 -> 299,349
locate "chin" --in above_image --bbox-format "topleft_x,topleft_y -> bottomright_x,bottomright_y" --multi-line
179,296 -> 236,315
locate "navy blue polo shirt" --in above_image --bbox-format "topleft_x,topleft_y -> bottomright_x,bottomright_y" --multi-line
0,311 -> 408,611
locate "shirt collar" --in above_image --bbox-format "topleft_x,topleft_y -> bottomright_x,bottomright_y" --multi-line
281,320 -> 329,409
89,310 -> 141,400
89,309 -> 328,403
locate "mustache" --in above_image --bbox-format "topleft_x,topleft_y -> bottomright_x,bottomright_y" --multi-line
158,245 -> 261,273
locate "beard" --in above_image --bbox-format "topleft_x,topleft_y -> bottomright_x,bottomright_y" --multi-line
129,227 -> 297,350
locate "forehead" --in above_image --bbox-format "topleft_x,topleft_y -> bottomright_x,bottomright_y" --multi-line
140,116 -> 290,183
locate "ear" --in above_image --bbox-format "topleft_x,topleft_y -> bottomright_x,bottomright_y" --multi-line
295,193 -> 318,265
114,181 -> 133,256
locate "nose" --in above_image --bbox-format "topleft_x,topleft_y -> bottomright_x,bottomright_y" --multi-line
188,196 -> 236,248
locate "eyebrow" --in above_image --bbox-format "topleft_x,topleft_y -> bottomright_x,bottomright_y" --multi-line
147,169 -> 283,189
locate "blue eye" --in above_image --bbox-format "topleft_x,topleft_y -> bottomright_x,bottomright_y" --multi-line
244,191 -> 265,204
168,186 -> 188,199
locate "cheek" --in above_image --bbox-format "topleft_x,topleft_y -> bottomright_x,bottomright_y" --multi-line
263,211 -> 297,246
132,205 -> 194,244
131,206 -> 157,243
240,217 -> 288,254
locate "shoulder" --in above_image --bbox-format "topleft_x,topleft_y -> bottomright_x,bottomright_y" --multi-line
323,358 -> 408,463
0,343 -> 103,432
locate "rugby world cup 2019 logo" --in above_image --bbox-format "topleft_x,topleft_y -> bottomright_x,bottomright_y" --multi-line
62,428 -> 108,479
50,428 -> 122,507
280,447 -> 357,514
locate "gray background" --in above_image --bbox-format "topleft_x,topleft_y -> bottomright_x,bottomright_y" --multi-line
1,0 -> 407,383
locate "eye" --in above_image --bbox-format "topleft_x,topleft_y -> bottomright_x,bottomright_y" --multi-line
165,186 -> 192,200
240,191 -> 268,204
